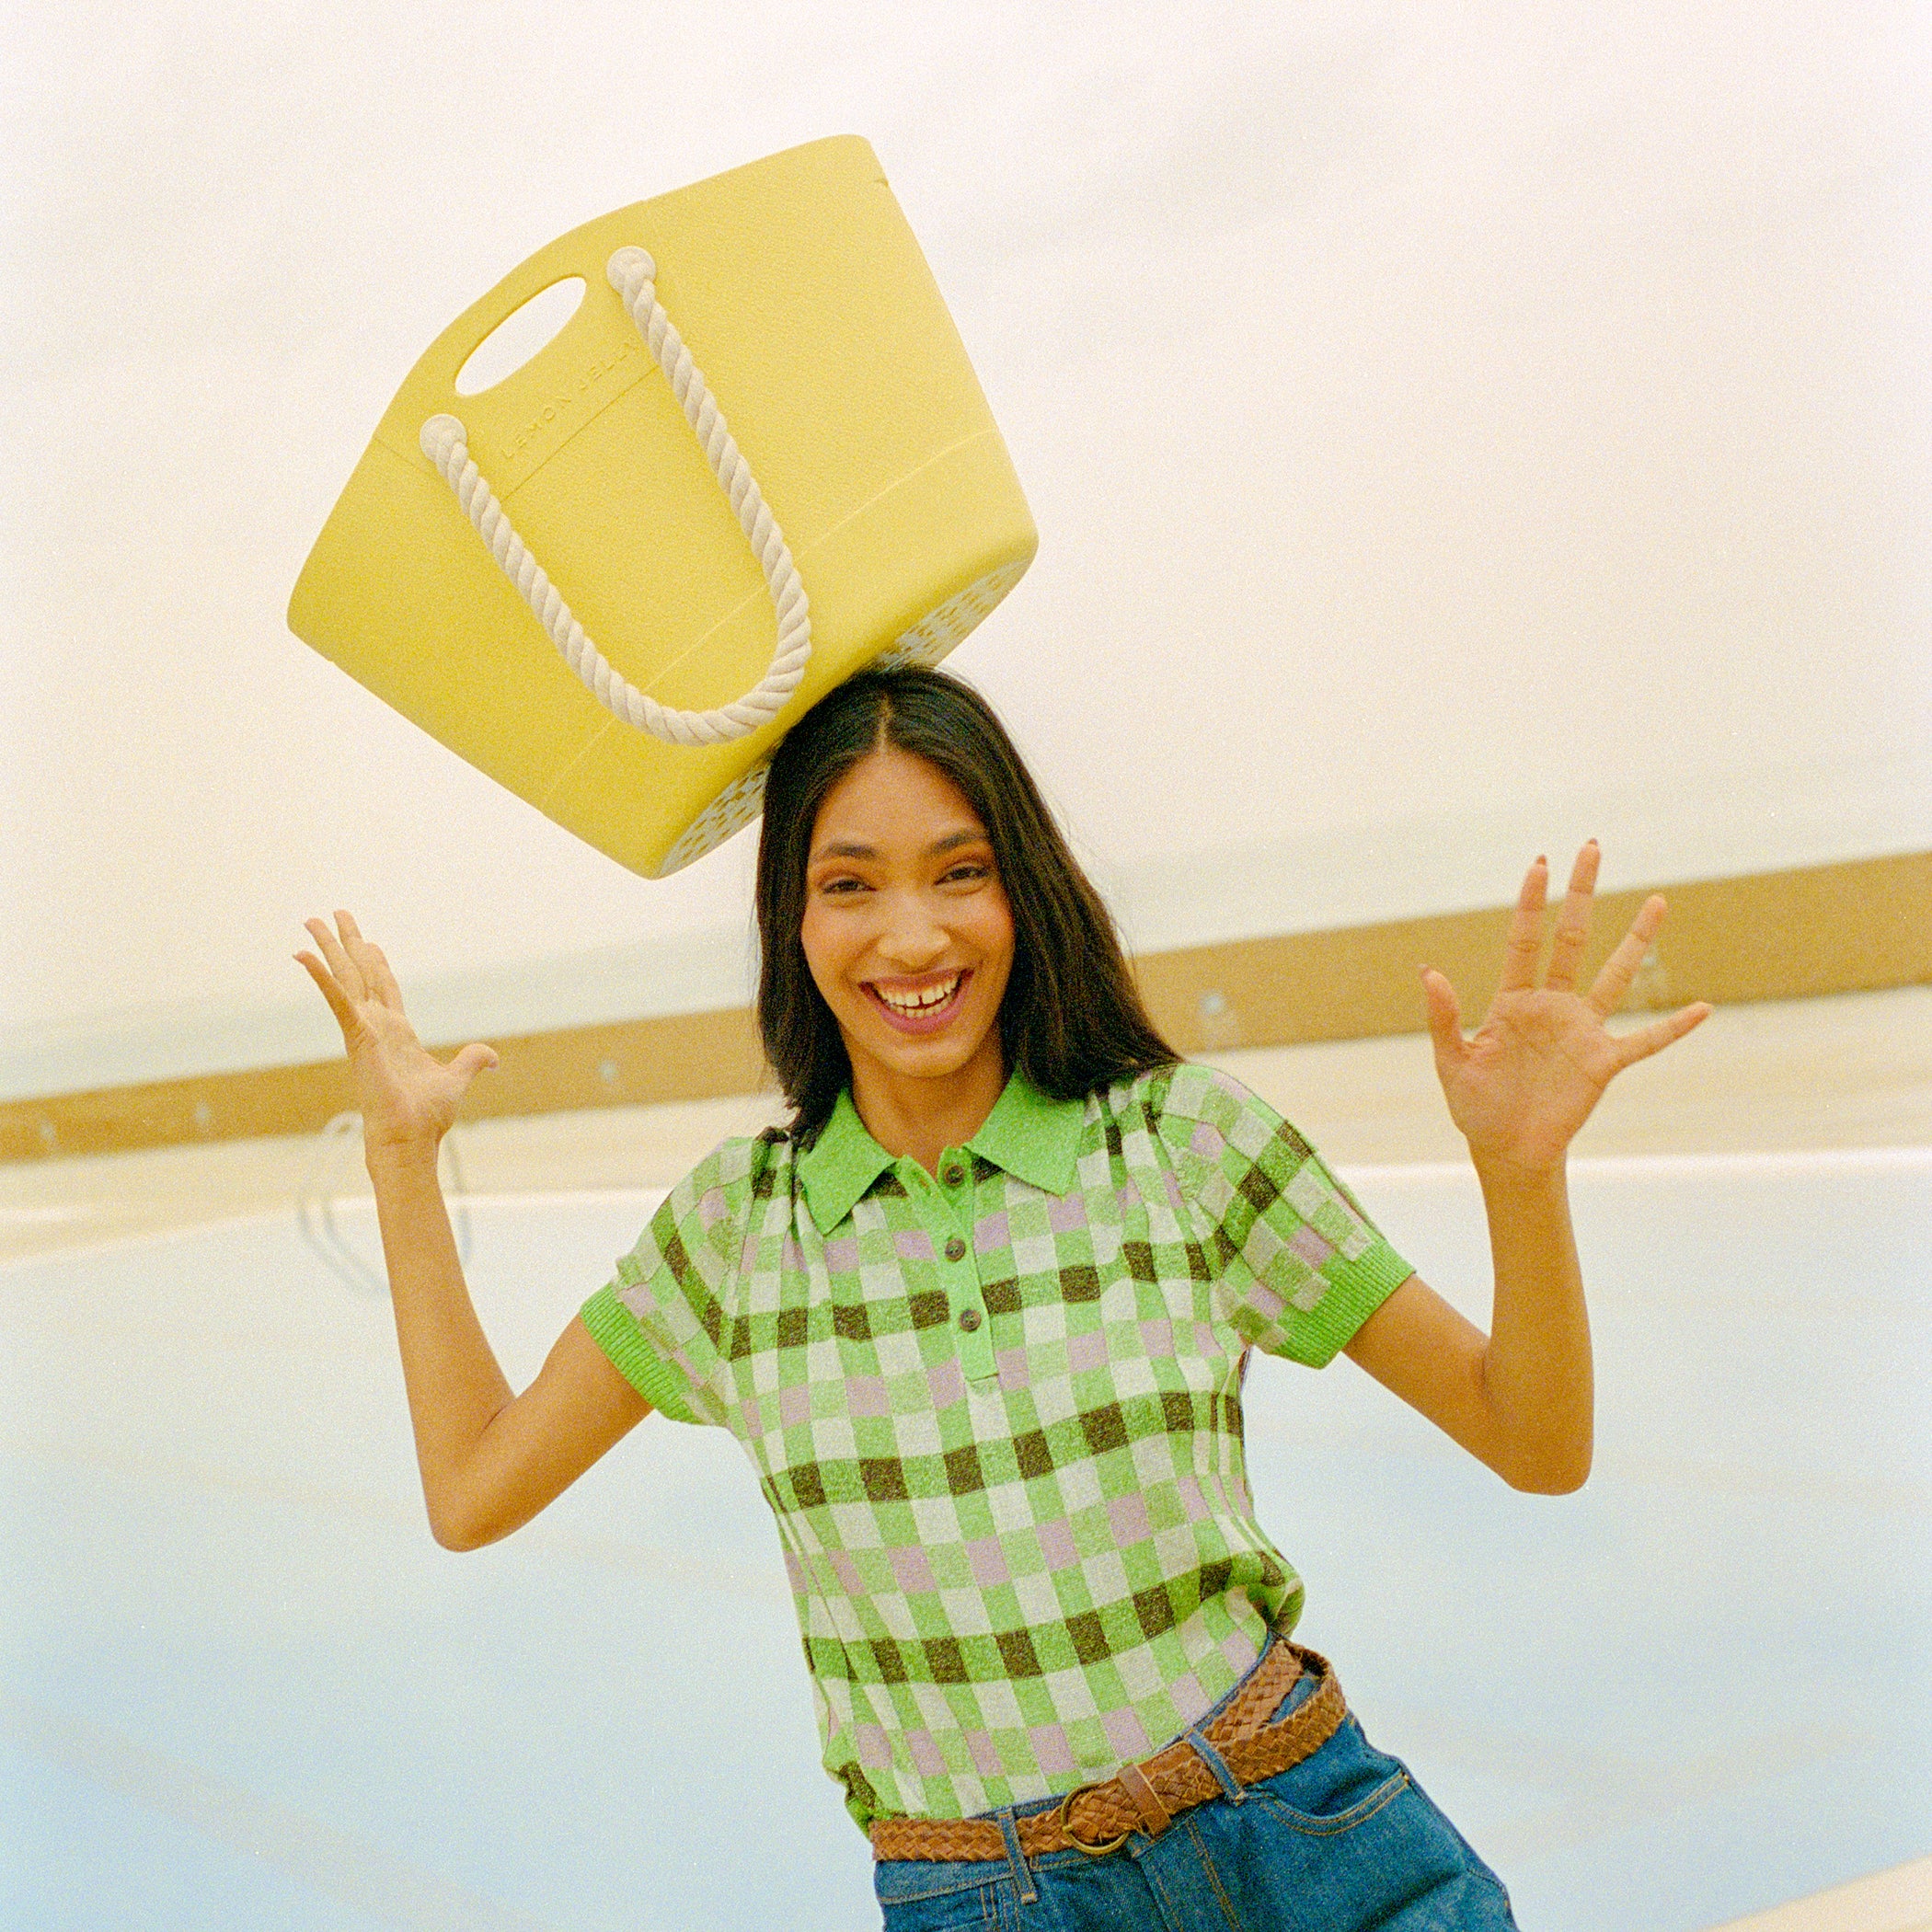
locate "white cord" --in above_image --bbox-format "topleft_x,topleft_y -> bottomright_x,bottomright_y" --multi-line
420,247 -> 811,747
294,1112 -> 472,1296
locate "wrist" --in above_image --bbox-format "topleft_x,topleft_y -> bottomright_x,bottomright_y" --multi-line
1470,1146 -> 1569,1194
364,1130 -> 443,1180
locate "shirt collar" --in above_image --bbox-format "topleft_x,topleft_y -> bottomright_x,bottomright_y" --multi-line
797,1068 -> 1087,1233
969,1066 -> 1086,1197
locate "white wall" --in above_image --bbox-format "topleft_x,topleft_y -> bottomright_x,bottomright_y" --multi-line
3,2 -> 1927,1097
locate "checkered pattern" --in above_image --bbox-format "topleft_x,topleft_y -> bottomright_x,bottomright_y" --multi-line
581,1064 -> 1411,1833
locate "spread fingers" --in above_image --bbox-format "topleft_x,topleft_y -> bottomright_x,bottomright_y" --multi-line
1586,894 -> 1668,1015
1543,842 -> 1600,992
295,948 -> 357,1033
303,915 -> 365,1003
336,911 -> 404,1010
1498,857 -> 1549,993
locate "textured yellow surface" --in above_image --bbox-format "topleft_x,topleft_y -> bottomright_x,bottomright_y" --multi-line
288,135 -> 1035,877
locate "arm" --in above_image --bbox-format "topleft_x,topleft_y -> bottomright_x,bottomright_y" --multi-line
299,913 -> 650,1550
1343,844 -> 1708,1493
366,1145 -> 650,1547
1342,1204 -> 1587,1494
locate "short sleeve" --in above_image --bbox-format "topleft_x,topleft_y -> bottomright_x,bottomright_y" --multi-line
1151,1064 -> 1413,1368
579,1133 -> 775,1426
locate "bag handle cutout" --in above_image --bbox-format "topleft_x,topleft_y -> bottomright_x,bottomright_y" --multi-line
420,247 -> 811,748
454,276 -> 588,397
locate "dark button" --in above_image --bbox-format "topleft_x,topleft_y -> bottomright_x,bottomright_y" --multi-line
957,1306 -> 983,1332
942,1164 -> 965,1188
944,1236 -> 967,1262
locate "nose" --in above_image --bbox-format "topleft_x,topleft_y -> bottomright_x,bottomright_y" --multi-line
873,887 -> 949,972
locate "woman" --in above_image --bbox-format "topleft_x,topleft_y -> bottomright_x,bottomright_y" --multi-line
300,666 -> 1708,1928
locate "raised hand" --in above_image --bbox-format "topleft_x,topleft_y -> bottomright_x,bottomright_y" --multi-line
1421,843 -> 1710,1174
295,912 -> 498,1161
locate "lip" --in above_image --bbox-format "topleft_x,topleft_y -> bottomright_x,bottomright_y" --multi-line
861,969 -> 972,1036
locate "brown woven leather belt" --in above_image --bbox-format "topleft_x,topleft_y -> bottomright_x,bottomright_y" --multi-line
868,1641 -> 1345,1863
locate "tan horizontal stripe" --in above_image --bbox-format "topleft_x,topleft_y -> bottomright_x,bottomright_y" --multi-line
5,852 -> 1926,1165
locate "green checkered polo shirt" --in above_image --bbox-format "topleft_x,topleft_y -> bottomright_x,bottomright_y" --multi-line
581,1061 -> 1412,1833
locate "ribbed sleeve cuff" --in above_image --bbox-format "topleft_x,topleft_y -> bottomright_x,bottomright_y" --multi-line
579,1284 -> 703,1424
1302,1238 -> 1416,1369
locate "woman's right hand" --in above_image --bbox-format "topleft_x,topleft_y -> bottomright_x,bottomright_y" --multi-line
296,911 -> 498,1163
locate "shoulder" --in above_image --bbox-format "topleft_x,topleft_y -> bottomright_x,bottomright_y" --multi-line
615,1129 -> 798,1305
1105,1068 -> 1340,1239
1116,1061 -> 1309,1164
650,1127 -> 797,1238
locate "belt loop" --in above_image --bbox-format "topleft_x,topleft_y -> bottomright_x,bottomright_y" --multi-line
995,1806 -> 1039,1905
1185,1726 -> 1246,1804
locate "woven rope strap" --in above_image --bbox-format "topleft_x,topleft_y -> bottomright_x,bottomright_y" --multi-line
420,246 -> 811,747
868,1644 -> 1346,1864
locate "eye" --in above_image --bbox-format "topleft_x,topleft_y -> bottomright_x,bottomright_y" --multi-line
814,873 -> 869,896
941,861 -> 993,885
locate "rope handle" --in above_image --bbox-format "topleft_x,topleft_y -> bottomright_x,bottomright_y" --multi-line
419,247 -> 811,747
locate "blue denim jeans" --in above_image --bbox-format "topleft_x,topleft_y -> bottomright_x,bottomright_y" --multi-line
872,1639 -> 1518,1930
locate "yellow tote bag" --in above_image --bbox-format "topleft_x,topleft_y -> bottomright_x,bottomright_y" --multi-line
288,136 -> 1036,877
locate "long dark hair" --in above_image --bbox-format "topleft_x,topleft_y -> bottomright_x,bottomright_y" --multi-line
756,666 -> 1178,1135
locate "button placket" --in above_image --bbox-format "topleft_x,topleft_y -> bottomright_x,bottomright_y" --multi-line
937,1146 -> 996,1382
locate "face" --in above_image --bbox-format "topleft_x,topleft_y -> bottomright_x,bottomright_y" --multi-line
799,743 -> 1015,1099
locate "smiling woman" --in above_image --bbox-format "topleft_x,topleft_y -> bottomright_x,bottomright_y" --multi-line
755,670 -> 1175,1172
798,747 -> 1018,1153
300,664 -> 1708,1931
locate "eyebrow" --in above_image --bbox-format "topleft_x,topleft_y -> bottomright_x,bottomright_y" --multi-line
811,828 -> 989,864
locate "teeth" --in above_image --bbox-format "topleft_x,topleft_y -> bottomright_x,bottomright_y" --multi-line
878,974 -> 960,1015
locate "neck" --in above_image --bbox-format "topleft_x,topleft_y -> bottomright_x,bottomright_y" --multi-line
847,1040 -> 1007,1175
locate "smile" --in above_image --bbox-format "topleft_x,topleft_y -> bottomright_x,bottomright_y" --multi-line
864,971 -> 970,1032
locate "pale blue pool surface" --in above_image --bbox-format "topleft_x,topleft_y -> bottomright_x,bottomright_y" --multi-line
4,1152 -> 1927,1929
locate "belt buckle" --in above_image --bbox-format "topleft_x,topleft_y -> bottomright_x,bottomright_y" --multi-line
1054,1781 -> 1133,1857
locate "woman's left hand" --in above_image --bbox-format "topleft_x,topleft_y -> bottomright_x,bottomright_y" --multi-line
1423,842 -> 1711,1175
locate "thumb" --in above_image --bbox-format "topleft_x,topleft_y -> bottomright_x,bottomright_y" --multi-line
448,1042 -> 500,1087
